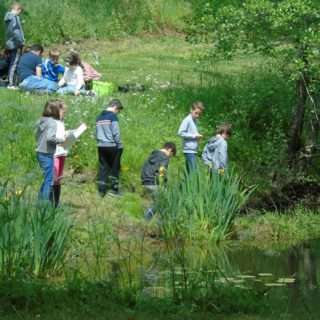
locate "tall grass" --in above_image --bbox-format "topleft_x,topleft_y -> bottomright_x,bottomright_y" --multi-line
0,182 -> 72,278
155,168 -> 252,241
0,0 -> 193,45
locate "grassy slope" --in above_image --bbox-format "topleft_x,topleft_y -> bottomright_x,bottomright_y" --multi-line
1,36 -> 320,242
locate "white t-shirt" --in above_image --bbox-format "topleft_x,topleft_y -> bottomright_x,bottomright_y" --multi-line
59,66 -> 84,91
55,120 -> 68,157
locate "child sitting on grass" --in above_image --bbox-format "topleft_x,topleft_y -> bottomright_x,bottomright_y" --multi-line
58,52 -> 85,96
141,142 -> 177,220
36,100 -> 66,202
42,49 -> 65,83
18,44 -> 59,93
202,123 -> 232,175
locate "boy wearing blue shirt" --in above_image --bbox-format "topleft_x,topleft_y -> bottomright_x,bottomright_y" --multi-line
42,49 -> 65,82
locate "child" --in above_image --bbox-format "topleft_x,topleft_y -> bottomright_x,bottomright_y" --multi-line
202,124 -> 232,175
141,142 -> 177,219
52,114 -> 68,208
4,2 -> 24,88
178,101 -> 204,172
96,99 -> 124,197
81,61 -> 101,90
18,44 -> 58,93
42,49 -> 65,83
58,52 -> 85,96
36,100 -> 66,202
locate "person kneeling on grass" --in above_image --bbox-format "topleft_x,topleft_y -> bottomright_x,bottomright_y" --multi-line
141,142 -> 177,220
96,99 -> 124,197
202,123 -> 232,175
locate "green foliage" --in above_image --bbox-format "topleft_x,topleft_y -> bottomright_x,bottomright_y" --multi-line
155,168 -> 252,241
188,0 -> 320,164
0,182 -> 73,278
236,207 -> 320,244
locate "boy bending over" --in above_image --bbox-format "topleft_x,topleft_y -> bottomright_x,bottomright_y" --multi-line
141,142 -> 176,219
202,123 -> 232,175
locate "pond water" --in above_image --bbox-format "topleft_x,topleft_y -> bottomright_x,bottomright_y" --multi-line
141,238 -> 320,319
226,239 -> 320,319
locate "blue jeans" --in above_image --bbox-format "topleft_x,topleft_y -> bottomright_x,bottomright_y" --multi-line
19,75 -> 58,93
37,152 -> 54,201
57,85 -> 86,95
184,153 -> 197,173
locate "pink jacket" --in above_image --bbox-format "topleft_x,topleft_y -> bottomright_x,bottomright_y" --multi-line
82,61 -> 102,81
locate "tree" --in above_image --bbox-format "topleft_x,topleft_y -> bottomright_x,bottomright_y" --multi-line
190,0 -> 320,166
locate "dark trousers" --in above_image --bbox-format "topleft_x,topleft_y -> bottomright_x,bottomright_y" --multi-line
8,48 -> 22,86
97,147 -> 123,195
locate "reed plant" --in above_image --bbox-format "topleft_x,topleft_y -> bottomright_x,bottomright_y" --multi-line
155,167 -> 252,241
0,182 -> 72,278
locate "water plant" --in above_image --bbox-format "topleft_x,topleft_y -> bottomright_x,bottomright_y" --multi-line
0,182 -> 73,278
155,167 -> 252,241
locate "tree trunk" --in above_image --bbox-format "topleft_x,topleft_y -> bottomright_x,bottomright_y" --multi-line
287,72 -> 308,165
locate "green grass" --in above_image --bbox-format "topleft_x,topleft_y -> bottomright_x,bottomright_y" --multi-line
0,35 -> 316,242
235,207 -> 320,246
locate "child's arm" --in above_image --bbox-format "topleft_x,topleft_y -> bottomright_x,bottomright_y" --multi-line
158,158 -> 170,184
36,65 -> 42,77
178,118 -> 201,139
111,120 -> 122,147
217,141 -> 228,169
75,68 -> 84,92
58,73 -> 66,87
47,121 -> 65,144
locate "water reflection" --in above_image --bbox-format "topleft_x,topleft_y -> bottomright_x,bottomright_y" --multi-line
154,239 -> 320,318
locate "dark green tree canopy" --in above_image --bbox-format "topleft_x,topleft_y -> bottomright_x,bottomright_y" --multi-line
190,0 -> 320,165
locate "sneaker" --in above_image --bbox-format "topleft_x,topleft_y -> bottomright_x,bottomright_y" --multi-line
144,208 -> 155,221
7,85 -> 19,90
106,190 -> 122,198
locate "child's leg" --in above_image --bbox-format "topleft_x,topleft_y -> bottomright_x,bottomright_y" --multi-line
110,148 -> 123,193
8,48 -> 21,86
53,156 -> 66,207
97,147 -> 112,196
37,152 -> 54,201
184,153 -> 197,173
57,85 -> 76,95
143,185 -> 158,220
20,76 -> 58,92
